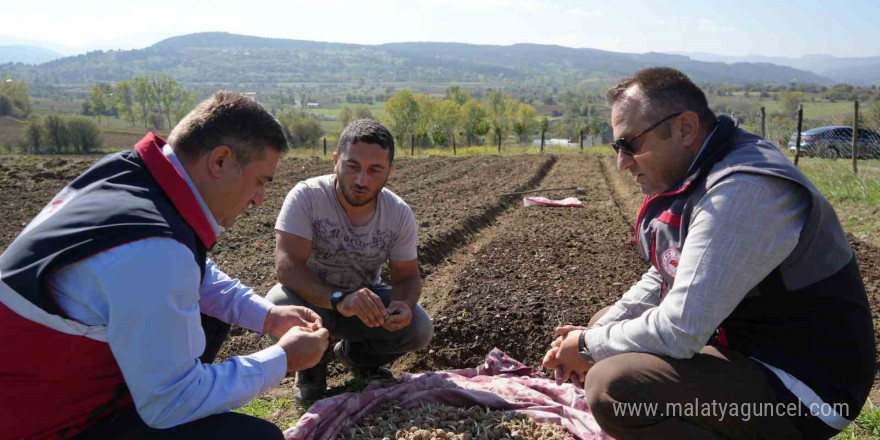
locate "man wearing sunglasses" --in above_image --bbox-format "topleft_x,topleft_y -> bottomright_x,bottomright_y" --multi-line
543,67 -> 873,439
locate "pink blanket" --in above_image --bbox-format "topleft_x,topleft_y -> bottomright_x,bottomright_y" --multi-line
523,196 -> 584,207
284,348 -> 609,440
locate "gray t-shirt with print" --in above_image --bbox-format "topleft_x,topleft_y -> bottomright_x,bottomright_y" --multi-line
275,174 -> 418,292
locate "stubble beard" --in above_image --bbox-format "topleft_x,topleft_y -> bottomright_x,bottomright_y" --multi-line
338,174 -> 387,208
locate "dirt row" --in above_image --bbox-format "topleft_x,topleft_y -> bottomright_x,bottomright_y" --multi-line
214,155 -> 555,362
394,155 -> 648,372
387,155 -> 555,266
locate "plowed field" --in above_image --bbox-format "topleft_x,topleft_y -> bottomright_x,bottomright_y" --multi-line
1,151 -> 879,426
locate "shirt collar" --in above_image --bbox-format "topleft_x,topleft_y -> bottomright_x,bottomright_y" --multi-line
162,144 -> 221,236
686,124 -> 720,175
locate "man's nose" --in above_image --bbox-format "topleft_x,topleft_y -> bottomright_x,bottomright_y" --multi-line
617,150 -> 634,172
354,169 -> 369,186
252,188 -> 265,207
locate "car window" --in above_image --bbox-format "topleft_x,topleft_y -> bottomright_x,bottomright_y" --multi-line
858,129 -> 880,139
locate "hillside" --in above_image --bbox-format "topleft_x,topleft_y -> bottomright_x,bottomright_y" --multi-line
678,52 -> 880,86
0,32 -> 833,88
0,45 -> 64,65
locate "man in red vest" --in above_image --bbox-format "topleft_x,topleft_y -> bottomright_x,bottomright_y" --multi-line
0,91 -> 329,439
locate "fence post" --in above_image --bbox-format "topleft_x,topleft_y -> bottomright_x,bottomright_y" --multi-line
411,134 -> 415,156
452,133 -> 457,156
497,132 -> 501,153
760,106 -> 766,139
323,137 -> 327,156
579,130 -> 584,152
794,104 -> 803,167
540,130 -> 545,154
852,100 -> 859,175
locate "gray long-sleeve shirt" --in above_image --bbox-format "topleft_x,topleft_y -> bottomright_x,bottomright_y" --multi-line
584,172 -> 810,361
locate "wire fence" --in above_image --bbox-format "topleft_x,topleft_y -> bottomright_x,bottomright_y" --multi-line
738,101 -> 880,172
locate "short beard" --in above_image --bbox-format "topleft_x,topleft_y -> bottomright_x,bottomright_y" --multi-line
337,173 -> 386,208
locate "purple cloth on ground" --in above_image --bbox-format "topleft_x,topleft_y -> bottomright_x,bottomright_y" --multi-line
284,348 -> 609,440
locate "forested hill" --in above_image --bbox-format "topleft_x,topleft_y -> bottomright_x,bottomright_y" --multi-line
2,32 -> 833,87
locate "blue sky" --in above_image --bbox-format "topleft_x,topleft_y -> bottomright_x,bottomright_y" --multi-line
4,0 -> 878,57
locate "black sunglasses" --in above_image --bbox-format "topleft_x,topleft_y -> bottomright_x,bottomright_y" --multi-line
612,111 -> 683,156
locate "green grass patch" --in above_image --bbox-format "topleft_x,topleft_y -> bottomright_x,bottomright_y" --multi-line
833,402 -> 880,439
762,100 -> 855,119
793,156 -> 880,246
307,102 -> 385,119
234,396 -> 304,430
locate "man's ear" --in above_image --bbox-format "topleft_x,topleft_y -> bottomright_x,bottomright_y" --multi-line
331,151 -> 339,165
677,111 -> 702,150
207,145 -> 234,178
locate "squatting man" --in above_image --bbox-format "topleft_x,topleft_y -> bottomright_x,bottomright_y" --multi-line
1,92 -> 331,440
542,67 -> 874,440
266,118 -> 433,402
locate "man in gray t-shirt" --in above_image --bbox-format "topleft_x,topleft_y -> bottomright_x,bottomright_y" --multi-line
266,119 -> 432,402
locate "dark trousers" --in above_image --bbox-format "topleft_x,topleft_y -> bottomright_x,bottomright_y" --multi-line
583,307 -> 839,440
72,315 -> 284,440
265,284 -> 433,368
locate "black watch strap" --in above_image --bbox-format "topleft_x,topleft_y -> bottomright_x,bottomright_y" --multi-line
329,291 -> 345,312
578,330 -> 595,363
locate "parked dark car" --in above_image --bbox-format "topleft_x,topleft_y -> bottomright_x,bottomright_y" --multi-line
788,126 -> 880,159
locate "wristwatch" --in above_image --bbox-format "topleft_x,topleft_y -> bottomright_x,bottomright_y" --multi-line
578,330 -> 595,363
329,291 -> 346,312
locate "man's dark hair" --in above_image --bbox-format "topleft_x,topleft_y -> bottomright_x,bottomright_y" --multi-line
337,119 -> 395,164
168,91 -> 288,166
606,67 -> 716,136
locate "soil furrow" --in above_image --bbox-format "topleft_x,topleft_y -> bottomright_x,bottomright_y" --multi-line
396,154 -> 648,373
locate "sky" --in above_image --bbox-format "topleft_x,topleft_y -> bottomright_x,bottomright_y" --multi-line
2,0 -> 878,58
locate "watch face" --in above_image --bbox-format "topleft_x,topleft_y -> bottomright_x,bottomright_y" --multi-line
332,291 -> 344,300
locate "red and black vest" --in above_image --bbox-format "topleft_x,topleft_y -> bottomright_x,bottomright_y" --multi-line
0,133 -> 216,439
635,116 -> 874,426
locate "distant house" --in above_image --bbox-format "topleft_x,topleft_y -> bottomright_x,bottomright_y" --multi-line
557,125 -> 614,147
307,102 -> 320,108
531,138 -> 575,147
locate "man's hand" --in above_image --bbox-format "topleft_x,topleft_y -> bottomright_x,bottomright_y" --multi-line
542,329 -> 593,388
382,301 -> 412,331
337,287 -> 387,328
263,305 -> 323,339
555,325 -> 589,336
276,326 -> 330,372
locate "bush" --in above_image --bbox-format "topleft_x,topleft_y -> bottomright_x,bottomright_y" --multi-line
0,95 -> 10,116
23,117 -> 44,154
44,114 -> 68,153
148,113 -> 165,131
0,79 -> 32,119
67,117 -> 103,153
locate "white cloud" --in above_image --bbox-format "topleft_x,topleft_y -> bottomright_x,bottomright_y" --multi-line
566,7 -> 602,17
523,0 -> 561,13
696,18 -> 735,33
420,0 -> 511,7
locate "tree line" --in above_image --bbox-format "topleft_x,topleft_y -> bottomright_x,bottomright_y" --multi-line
84,74 -> 196,130
382,86 -> 538,151
23,114 -> 102,154
381,86 -> 608,151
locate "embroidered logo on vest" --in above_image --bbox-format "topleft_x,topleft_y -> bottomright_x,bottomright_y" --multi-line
661,247 -> 681,277
21,186 -> 78,236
